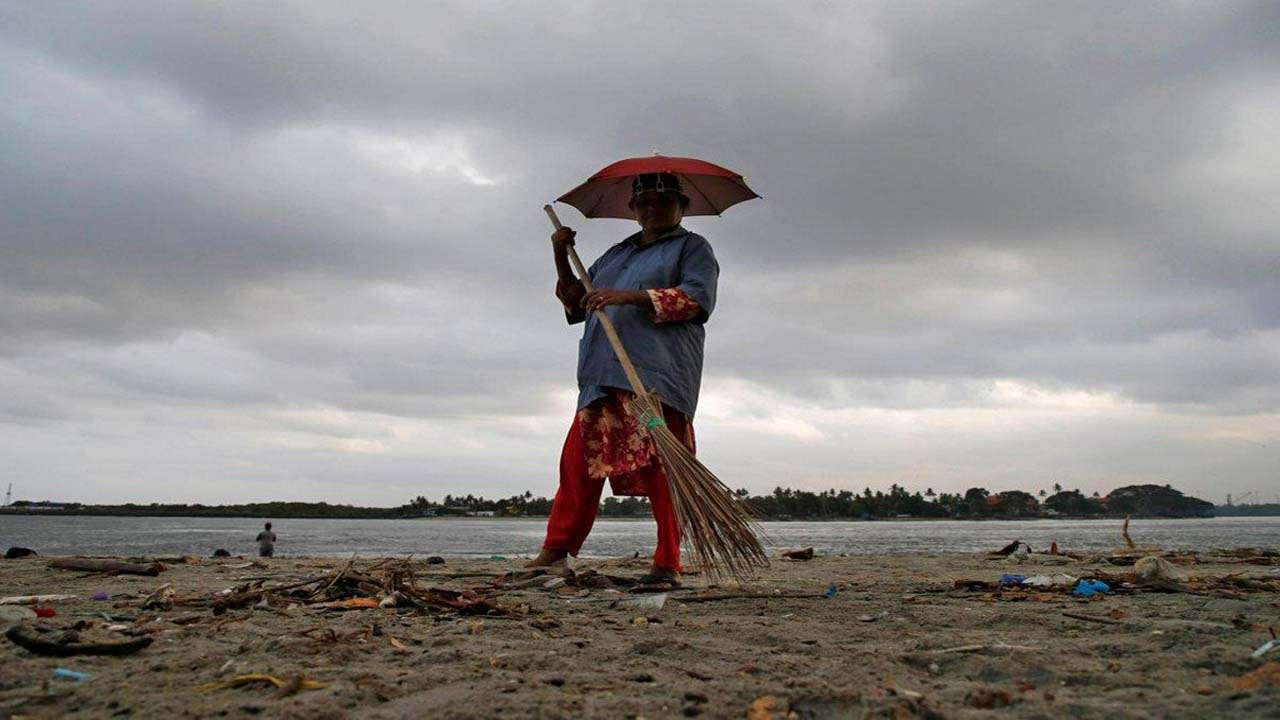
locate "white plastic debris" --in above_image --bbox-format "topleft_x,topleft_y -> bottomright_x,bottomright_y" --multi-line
610,593 -> 668,613
0,594 -> 78,605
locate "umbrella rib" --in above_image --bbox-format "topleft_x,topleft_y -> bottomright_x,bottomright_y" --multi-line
584,177 -> 632,218
678,174 -> 722,217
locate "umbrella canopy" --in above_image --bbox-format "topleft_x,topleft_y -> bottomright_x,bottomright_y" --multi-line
556,154 -> 759,219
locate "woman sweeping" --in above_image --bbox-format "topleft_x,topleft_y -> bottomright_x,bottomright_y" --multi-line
527,172 -> 719,585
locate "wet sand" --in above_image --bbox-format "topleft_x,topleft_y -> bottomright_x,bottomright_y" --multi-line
1,551 -> 1278,718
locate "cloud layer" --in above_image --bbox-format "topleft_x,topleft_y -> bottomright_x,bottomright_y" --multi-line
2,2 -> 1277,505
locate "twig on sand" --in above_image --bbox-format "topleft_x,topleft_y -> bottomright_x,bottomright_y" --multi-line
1062,611 -> 1126,626
923,643 -> 1039,655
311,553 -> 358,599
1122,515 -> 1136,549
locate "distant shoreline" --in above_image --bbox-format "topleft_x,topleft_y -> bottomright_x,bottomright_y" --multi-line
3,510 -> 1274,521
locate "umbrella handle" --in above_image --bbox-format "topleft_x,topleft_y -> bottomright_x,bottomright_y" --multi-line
543,204 -> 652,398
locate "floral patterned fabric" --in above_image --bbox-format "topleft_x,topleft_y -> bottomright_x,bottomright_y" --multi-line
647,288 -> 702,323
554,281 -> 703,497
577,389 -> 696,496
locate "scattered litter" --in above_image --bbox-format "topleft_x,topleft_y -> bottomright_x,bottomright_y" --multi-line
782,548 -> 814,561
999,574 -> 1026,587
141,583 -> 175,611
0,594 -> 78,605
312,597 -> 380,610
52,668 -> 92,683
197,674 -> 326,693
1252,638 -> 1280,659
489,556 -> 507,561
387,635 -> 410,653
1073,580 -> 1111,598
611,593 -> 667,613
1135,556 -> 1187,583
90,591 -> 110,601
0,606 -> 37,622
824,584 -> 838,598
1024,574 -> 1078,588
34,608 -> 57,618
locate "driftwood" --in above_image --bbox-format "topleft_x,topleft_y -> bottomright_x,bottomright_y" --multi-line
47,558 -> 164,576
5,626 -> 152,657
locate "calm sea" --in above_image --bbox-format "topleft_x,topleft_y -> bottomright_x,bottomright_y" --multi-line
1,515 -> 1278,559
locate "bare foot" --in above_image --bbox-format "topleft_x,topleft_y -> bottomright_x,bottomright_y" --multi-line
638,565 -> 681,586
525,548 -> 568,569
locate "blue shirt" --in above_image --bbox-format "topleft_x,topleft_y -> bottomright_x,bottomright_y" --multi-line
568,225 -> 719,418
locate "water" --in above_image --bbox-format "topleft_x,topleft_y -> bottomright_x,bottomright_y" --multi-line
1,515 -> 1278,559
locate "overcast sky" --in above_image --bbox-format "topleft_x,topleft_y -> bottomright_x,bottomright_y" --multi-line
2,2 -> 1276,506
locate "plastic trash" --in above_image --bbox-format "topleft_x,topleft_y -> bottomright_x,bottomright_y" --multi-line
1073,580 -> 1111,597
824,584 -> 838,598
34,608 -> 57,618
1251,638 -> 1280,659
90,591 -> 110,601
1134,556 -> 1186,583
999,574 -> 1027,587
611,593 -> 667,613
489,555 -> 507,561
1023,574 -> 1077,588
0,594 -> 78,605
53,668 -> 92,682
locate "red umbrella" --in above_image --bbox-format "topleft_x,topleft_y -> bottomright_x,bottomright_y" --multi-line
556,154 -> 760,219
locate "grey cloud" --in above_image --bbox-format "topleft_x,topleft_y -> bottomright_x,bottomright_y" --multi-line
1,1 -> 1277,502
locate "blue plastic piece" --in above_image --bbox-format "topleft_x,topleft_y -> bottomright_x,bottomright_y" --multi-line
53,668 -> 92,682
824,584 -> 838,598
1073,579 -> 1111,597
999,574 -> 1027,587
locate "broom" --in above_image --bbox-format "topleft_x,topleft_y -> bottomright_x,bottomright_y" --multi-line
543,204 -> 769,581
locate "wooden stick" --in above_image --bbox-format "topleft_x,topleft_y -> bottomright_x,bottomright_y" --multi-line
5,626 -> 153,657
47,558 -> 164,576
543,205 -> 651,397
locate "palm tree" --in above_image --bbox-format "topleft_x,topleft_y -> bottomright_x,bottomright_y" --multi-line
1053,482 -> 1063,494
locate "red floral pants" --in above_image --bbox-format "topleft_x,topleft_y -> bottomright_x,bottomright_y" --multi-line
542,401 -> 693,571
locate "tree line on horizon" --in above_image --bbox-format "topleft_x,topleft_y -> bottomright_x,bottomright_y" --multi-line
10,483 -> 1216,520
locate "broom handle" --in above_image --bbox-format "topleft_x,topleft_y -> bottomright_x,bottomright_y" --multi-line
543,204 -> 651,398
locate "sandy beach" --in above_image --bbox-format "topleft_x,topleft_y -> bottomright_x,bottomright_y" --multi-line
1,550 -> 1278,718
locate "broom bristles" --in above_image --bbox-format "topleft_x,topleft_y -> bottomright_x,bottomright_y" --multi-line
629,394 -> 769,582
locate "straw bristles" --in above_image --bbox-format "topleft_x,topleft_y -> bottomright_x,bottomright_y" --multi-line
628,393 -> 769,582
